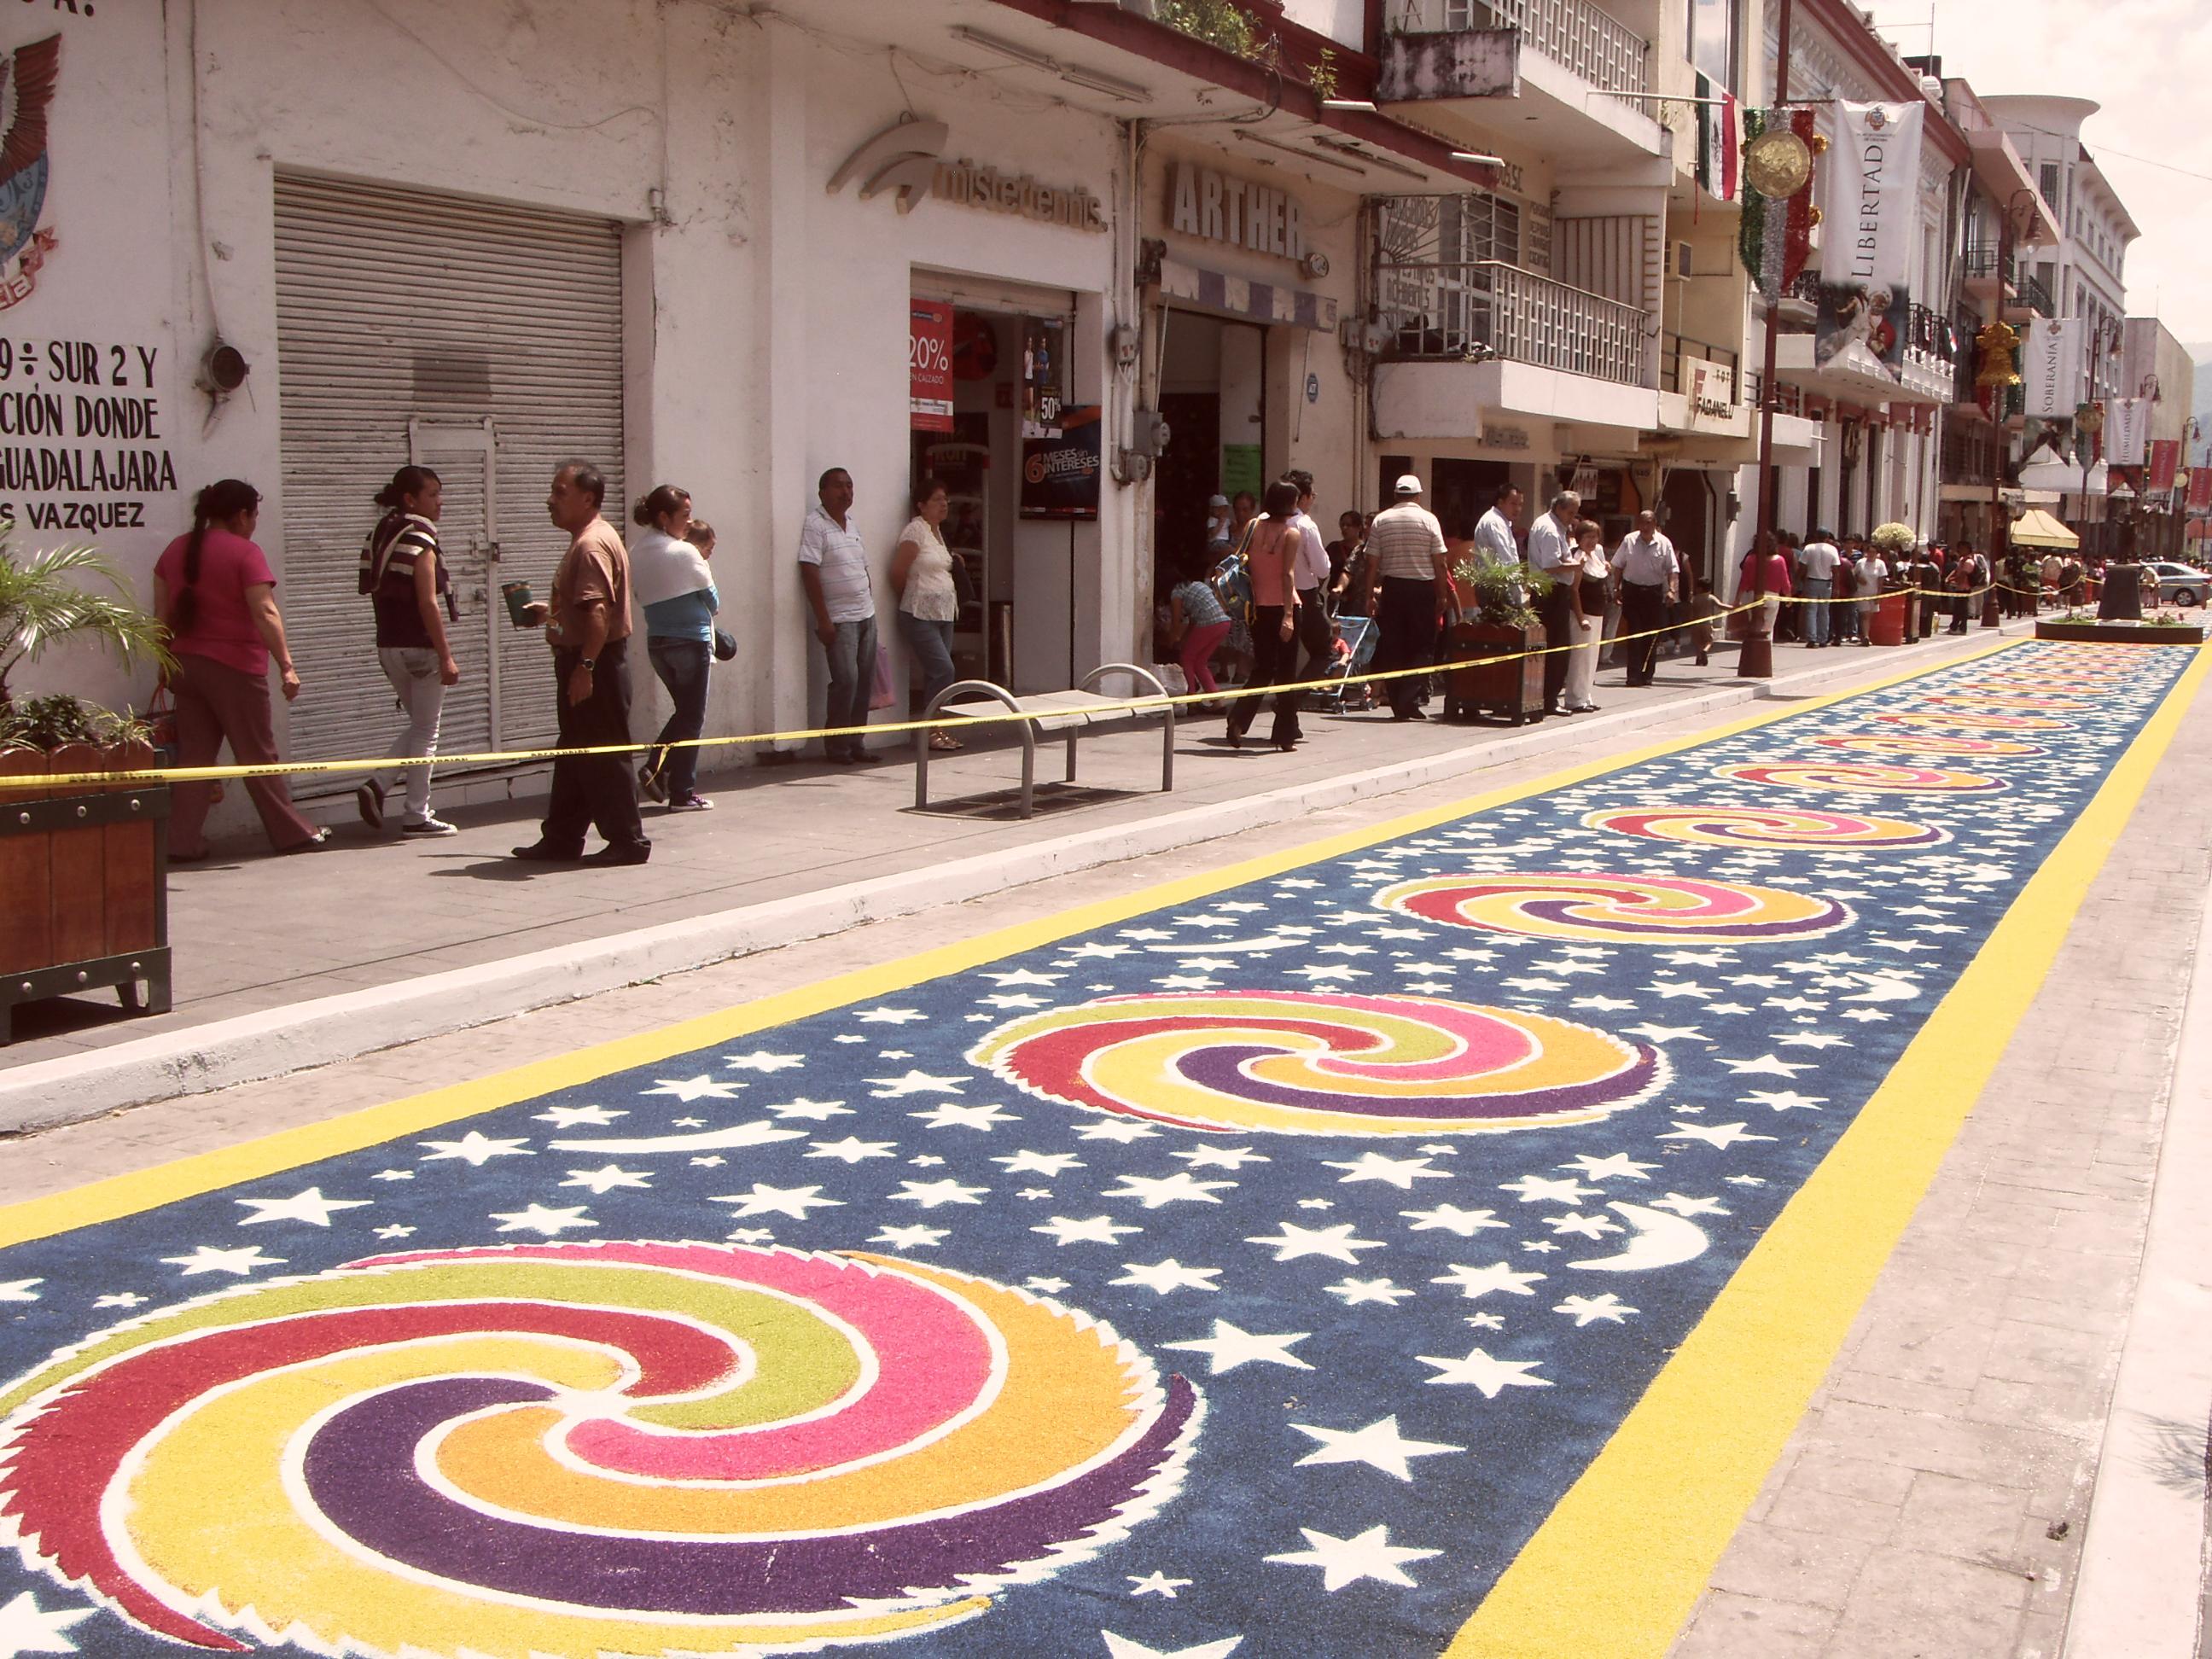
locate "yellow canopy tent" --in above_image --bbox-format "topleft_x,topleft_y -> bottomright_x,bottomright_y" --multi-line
2010,509 -> 2080,550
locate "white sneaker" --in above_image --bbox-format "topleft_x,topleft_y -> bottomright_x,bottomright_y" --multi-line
399,814 -> 459,837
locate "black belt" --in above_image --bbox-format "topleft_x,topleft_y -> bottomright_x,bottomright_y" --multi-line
1623,580 -> 1667,591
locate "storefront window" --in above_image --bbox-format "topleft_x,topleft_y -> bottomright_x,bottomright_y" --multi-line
1688,0 -> 1738,92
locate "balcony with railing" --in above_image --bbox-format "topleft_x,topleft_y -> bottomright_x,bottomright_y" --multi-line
1452,0 -> 1646,97
1378,259 -> 1648,385
1661,335 -> 1739,397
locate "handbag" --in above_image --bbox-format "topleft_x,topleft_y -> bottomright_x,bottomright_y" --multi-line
869,638 -> 896,711
713,627 -> 737,662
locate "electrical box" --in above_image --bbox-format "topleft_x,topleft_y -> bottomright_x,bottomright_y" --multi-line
1128,408 -> 1172,457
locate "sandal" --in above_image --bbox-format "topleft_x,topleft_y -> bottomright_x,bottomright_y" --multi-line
928,732 -> 963,752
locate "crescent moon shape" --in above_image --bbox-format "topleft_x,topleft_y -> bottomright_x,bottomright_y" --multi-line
548,1120 -> 806,1155
1143,933 -> 1305,954
1569,1202 -> 1710,1272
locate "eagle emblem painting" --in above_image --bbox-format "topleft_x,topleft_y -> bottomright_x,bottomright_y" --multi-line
0,34 -> 59,312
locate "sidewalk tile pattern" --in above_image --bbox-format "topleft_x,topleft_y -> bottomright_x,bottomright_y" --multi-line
0,643 -> 2192,1659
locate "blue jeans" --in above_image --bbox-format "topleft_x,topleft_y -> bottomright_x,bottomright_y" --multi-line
1802,579 -> 1833,644
899,610 -> 957,721
820,615 -> 877,759
646,637 -> 711,799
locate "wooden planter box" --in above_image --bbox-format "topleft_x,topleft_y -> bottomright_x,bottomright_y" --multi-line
0,738 -> 172,1043
2034,620 -> 2206,646
1443,620 -> 1546,725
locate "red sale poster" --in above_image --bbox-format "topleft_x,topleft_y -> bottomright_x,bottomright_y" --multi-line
910,300 -> 954,433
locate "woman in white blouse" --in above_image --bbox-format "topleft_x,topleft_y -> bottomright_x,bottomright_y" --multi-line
891,476 -> 963,751
1563,519 -> 1609,714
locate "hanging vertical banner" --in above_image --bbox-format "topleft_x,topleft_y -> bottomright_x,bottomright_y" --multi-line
2021,316 -> 2081,419
2104,397 -> 2150,466
910,300 -> 955,433
1815,101 -> 1924,380
2150,438 -> 2180,494
2186,466 -> 2212,514
1694,73 -> 1739,202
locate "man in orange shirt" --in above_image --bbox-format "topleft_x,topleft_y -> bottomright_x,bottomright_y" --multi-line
515,460 -> 651,865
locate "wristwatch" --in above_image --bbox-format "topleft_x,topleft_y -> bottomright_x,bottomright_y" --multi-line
579,656 -> 597,670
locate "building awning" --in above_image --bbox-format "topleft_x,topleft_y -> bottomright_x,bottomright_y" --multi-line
2011,509 -> 2079,550
1156,256 -> 1339,331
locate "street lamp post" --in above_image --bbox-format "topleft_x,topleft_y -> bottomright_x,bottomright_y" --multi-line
1740,0 -> 1797,683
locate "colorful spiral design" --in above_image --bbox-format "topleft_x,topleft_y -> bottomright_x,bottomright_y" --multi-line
0,1242 -> 1198,1656
1919,693 -> 2084,711
1815,733 -> 2046,759
1372,872 -> 1853,943
970,990 -> 1663,1136
1583,805 -> 1948,848
1717,760 -> 2005,794
1876,710 -> 2066,731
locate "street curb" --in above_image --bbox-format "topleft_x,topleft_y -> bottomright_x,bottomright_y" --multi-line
0,634 -> 2003,1133
2062,870 -> 2212,1658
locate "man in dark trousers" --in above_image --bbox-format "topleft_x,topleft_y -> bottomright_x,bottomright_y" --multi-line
1527,489 -> 1582,717
1608,509 -> 1680,685
1361,474 -> 1452,720
514,460 -> 650,865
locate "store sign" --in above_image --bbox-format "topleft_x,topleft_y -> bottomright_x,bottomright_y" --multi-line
1019,405 -> 1101,520
1168,161 -> 1307,263
830,117 -> 1106,231
910,300 -> 953,433
1476,423 -> 1531,451
1688,362 -> 1736,425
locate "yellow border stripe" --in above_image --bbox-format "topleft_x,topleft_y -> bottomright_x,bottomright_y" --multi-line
0,639 -> 2016,1254
1447,637 -> 2212,1658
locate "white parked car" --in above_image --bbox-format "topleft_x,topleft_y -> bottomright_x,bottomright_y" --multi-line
2145,562 -> 2207,605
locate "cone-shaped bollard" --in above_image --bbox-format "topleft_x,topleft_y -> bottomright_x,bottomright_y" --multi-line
1980,584 -> 2001,628
1738,630 -> 1773,678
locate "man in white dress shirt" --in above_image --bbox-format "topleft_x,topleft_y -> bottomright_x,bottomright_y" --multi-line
1472,484 -> 1523,570
1796,527 -> 1843,649
1284,469 -> 1336,680
1608,509 -> 1680,686
1526,490 -> 1582,716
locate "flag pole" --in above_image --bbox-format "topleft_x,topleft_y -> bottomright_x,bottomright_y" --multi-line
1741,0 -> 1795,682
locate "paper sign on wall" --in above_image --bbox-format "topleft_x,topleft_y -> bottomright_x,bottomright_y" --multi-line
910,300 -> 954,434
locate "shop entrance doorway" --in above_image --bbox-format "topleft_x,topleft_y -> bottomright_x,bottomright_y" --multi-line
1155,311 -> 1268,553
1662,469 -> 1712,588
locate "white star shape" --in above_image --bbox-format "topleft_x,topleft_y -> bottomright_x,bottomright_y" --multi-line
982,969 -> 1062,986
1651,1192 -> 1731,1218
1417,1345 -> 1553,1396
992,1149 -> 1084,1178
1325,1276 -> 1417,1306
374,1225 -> 416,1240
1429,1261 -> 1545,1300
723,1050 -> 807,1071
0,1278 -> 43,1302
1291,1416 -> 1462,1481
1324,1151 -> 1452,1190
1076,1119 -> 1163,1143
1103,1172 -> 1238,1209
1778,1032 -> 1850,1049
1111,1259 -> 1223,1295
1162,1319 -> 1313,1375
642,1074 -> 747,1102
807,1137 -> 897,1164
981,992 -> 1050,1010
1544,1212 -> 1621,1239
90,1291 -> 148,1309
769,1097 -> 853,1121
869,1223 -> 949,1250
1244,1221 -> 1386,1265
491,1202 -> 597,1237
1100,1633 -> 1243,1659
1033,1214 -> 1144,1247
1499,1174 -> 1601,1205
910,1101 -> 1020,1131
1621,1023 -> 1706,1044
1265,1524 -> 1441,1591
161,1245 -> 282,1278
890,1178 -> 989,1209
1715,1053 -> 1815,1078
1125,1572 -> 1194,1600
370,1169 -> 415,1181
855,1007 -> 928,1024
534,1103 -> 625,1127
1176,1145 -> 1272,1170
0,1590 -> 95,1656
1154,975 -> 1220,991
1401,1203 -> 1509,1237
561,1164 -> 652,1195
1744,1089 -> 1826,1112
418,1132 -> 532,1166
1560,1153 -> 1656,1182
1554,1292 -> 1639,1326
1658,1120 -> 1776,1149
714,1182 -> 844,1220
1027,1275 -> 1071,1293
868,1069 -> 967,1097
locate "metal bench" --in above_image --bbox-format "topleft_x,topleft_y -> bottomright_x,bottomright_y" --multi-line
914,663 -> 1174,818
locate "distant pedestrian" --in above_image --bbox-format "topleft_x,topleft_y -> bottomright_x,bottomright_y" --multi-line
1564,519 -> 1608,713
154,480 -> 329,860
1169,544 -> 1232,701
513,460 -> 650,865
892,475 -> 962,751
1364,473 -> 1452,723
1906,543 -> 1941,641
1735,533 -> 1794,640
1204,492 -> 1233,549
1226,478 -> 1305,751
1284,470 -> 1335,681
798,466 -> 880,765
1798,527 -> 1842,648
1609,509 -> 1679,685
356,465 -> 461,836
1528,490 -> 1583,717
1851,544 -> 1885,643
1326,509 -> 1365,603
632,484 -> 719,811
1688,577 -> 1722,666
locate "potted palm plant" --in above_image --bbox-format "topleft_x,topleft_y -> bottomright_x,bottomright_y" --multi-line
1443,557 -> 1552,725
0,537 -> 174,1043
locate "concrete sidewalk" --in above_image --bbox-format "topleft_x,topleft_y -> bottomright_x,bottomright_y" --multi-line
0,629 -> 2023,1128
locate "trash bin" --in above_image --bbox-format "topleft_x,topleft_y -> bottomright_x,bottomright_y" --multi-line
1868,591 -> 1907,647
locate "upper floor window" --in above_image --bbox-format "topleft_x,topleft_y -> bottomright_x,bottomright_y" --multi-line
2039,162 -> 2060,212
1688,0 -> 1739,91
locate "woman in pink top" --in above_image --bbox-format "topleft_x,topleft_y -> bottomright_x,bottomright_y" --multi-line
1225,477 -> 1305,751
153,479 -> 326,859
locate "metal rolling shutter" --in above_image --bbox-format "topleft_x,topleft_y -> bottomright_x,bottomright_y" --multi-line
272,173 -> 625,788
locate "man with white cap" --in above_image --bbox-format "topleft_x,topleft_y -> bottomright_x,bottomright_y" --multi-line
1362,472 -> 1452,721
1204,493 -> 1233,549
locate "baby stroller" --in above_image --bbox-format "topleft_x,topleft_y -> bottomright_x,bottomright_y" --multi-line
1312,614 -> 1377,712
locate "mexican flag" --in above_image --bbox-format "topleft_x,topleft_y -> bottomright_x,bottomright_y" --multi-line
1695,73 -> 1739,201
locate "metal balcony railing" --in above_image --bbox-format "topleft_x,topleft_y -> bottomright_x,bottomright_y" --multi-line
1962,242 -> 2007,279
2015,273 -> 2054,317
1660,335 -> 1740,396
1378,259 -> 1648,385
1451,0 -> 1648,96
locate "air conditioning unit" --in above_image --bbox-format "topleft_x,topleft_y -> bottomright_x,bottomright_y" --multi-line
1671,240 -> 1695,280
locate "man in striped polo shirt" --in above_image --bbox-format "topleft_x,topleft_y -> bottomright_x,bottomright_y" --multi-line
1362,474 -> 1452,721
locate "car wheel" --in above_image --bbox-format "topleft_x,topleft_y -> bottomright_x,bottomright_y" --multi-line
2177,589 -> 2199,607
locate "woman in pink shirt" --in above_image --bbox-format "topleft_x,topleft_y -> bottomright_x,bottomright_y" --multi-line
1225,478 -> 1305,751
153,479 -> 327,859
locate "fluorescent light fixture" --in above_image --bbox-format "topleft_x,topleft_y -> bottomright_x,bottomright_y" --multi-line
952,26 -> 1061,73
1452,150 -> 1505,165
1060,65 -> 1152,102
1309,135 -> 1424,180
1321,98 -> 1378,111
1235,130 -> 1368,175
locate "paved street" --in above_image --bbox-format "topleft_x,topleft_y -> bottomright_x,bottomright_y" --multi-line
4,637 -> 2206,1659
